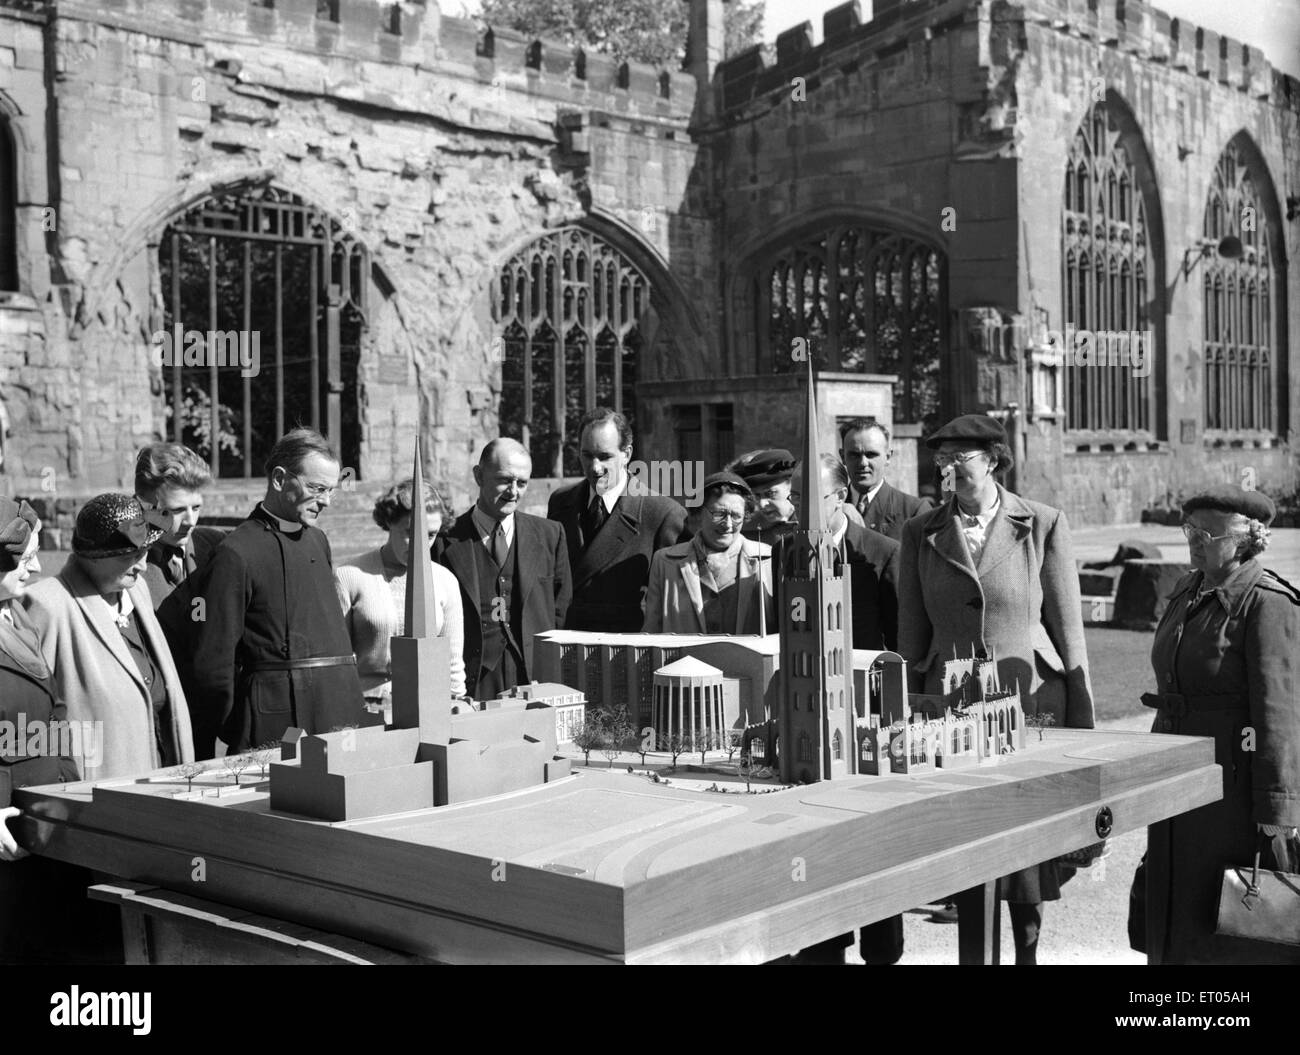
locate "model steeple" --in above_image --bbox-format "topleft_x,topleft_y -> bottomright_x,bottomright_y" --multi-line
404,445 -> 436,638
800,353 -> 824,534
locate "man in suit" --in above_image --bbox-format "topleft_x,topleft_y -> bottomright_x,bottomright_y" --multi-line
181,428 -> 369,758
547,408 -> 687,632
841,418 -> 933,541
134,442 -> 225,608
435,438 -> 571,700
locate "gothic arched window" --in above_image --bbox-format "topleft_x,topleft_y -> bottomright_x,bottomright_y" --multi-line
798,731 -> 812,763
747,223 -> 947,433
1061,99 -> 1160,438
157,183 -> 368,477
495,227 -> 646,477
0,117 -> 16,291
1203,142 -> 1279,437
832,729 -> 843,761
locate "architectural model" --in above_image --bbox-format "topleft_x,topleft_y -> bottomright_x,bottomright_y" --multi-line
269,451 -> 572,821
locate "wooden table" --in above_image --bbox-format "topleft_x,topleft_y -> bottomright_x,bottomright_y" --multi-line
14,727 -> 1219,964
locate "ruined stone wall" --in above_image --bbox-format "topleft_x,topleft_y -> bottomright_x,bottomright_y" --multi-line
0,0 -> 708,532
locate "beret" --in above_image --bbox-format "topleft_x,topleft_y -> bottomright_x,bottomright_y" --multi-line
1182,485 -> 1275,525
701,471 -> 753,498
73,493 -> 164,559
925,414 -> 1008,449
731,449 -> 797,488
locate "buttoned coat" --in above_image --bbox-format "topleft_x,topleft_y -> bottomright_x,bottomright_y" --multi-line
548,482 -> 687,631
21,558 -> 195,782
853,481 -> 933,542
1144,561 -> 1300,965
641,537 -> 774,635
898,486 -> 1094,729
433,509 -> 572,698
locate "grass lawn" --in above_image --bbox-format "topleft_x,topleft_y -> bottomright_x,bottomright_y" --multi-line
1083,625 -> 1156,722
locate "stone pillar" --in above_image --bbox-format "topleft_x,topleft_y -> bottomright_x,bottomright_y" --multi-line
687,0 -> 724,120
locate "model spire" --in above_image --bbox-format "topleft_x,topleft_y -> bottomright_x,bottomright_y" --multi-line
404,444 -> 436,638
800,351 -> 824,534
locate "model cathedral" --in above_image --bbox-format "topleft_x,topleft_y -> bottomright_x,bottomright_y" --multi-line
267,370 -> 1027,820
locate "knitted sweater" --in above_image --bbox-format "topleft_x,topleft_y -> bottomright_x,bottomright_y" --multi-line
335,547 -> 466,697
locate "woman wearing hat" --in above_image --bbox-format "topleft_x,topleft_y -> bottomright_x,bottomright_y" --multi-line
643,472 -> 774,634
22,494 -> 194,782
0,498 -> 121,963
1139,485 -> 1300,964
898,413 -> 1095,964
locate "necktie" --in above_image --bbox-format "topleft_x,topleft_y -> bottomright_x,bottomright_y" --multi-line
491,521 -> 509,567
167,550 -> 186,584
582,497 -> 607,547
857,492 -> 871,517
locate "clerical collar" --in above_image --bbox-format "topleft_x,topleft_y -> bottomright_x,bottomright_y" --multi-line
257,503 -> 304,534
589,473 -> 626,515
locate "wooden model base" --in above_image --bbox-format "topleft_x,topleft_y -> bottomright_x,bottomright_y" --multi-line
15,727 -> 1218,964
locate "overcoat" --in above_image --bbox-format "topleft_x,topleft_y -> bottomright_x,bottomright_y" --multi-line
433,509 -> 572,698
1143,560 -> 1300,965
548,482 -> 687,631
0,610 -> 119,965
641,537 -> 774,635
22,559 -> 194,781
140,525 -> 225,608
852,481 -> 933,542
842,520 -> 900,651
898,485 -> 1094,903
180,506 -> 367,755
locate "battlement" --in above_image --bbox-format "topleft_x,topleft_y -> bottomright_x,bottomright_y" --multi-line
715,0 -> 1298,116
12,0 -> 694,119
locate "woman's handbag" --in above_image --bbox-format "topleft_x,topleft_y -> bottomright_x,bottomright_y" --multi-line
1127,853 -> 1147,954
1214,833 -> 1300,947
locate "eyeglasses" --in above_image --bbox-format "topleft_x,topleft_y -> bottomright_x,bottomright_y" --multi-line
1182,523 -> 1244,546
933,451 -> 988,469
290,473 -> 338,499
707,510 -> 746,525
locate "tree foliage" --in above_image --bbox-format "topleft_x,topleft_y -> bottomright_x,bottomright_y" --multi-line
477,0 -> 765,67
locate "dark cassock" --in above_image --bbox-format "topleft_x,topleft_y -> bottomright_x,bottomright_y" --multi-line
434,507 -> 571,700
182,505 -> 368,757
851,480 -> 933,542
547,479 -> 686,632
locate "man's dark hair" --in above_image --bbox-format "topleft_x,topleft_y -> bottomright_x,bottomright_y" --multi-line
264,427 -> 338,479
840,417 -> 891,447
578,407 -> 633,452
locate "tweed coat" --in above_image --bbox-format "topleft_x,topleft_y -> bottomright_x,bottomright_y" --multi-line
1143,560 -> 1300,965
433,509 -> 572,698
548,482 -> 687,632
641,537 -> 774,635
21,558 -> 195,782
852,481 -> 934,542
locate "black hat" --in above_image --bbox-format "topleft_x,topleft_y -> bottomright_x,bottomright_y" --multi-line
72,494 -> 164,559
1182,485 -> 1275,525
0,497 -> 39,574
700,471 -> 753,499
925,414 -> 1008,449
730,449 -> 797,488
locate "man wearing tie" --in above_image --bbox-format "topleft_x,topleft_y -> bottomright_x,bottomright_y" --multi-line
134,443 -> 225,608
841,418 -> 932,541
547,409 -> 687,632
435,438 -> 571,700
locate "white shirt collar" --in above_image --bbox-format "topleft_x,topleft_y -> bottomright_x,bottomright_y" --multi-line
957,495 -> 1000,528
472,504 -> 514,548
830,514 -> 848,548
258,503 -> 304,534
590,473 -> 626,514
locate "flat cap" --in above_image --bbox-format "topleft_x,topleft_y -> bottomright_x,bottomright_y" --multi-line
925,414 -> 1008,449
730,449 -> 797,488
1182,485 -> 1275,525
72,493 -> 163,559
701,471 -> 753,498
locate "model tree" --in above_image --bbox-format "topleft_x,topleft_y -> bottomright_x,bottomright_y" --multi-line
725,728 -> 742,763
221,751 -> 252,786
572,717 -> 605,766
250,741 -> 279,780
1026,712 -> 1056,742
694,725 -> 715,766
599,707 -> 635,769
176,761 -> 204,794
662,728 -> 689,770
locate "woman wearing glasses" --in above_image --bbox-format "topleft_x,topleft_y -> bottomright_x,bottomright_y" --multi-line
1138,485 -> 1300,964
898,414 -> 1094,964
642,472 -> 774,635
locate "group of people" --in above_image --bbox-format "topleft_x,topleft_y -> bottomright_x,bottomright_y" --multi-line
1,406 -> 1296,965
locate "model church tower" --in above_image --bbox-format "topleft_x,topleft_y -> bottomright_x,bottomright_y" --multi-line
776,361 -> 856,784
